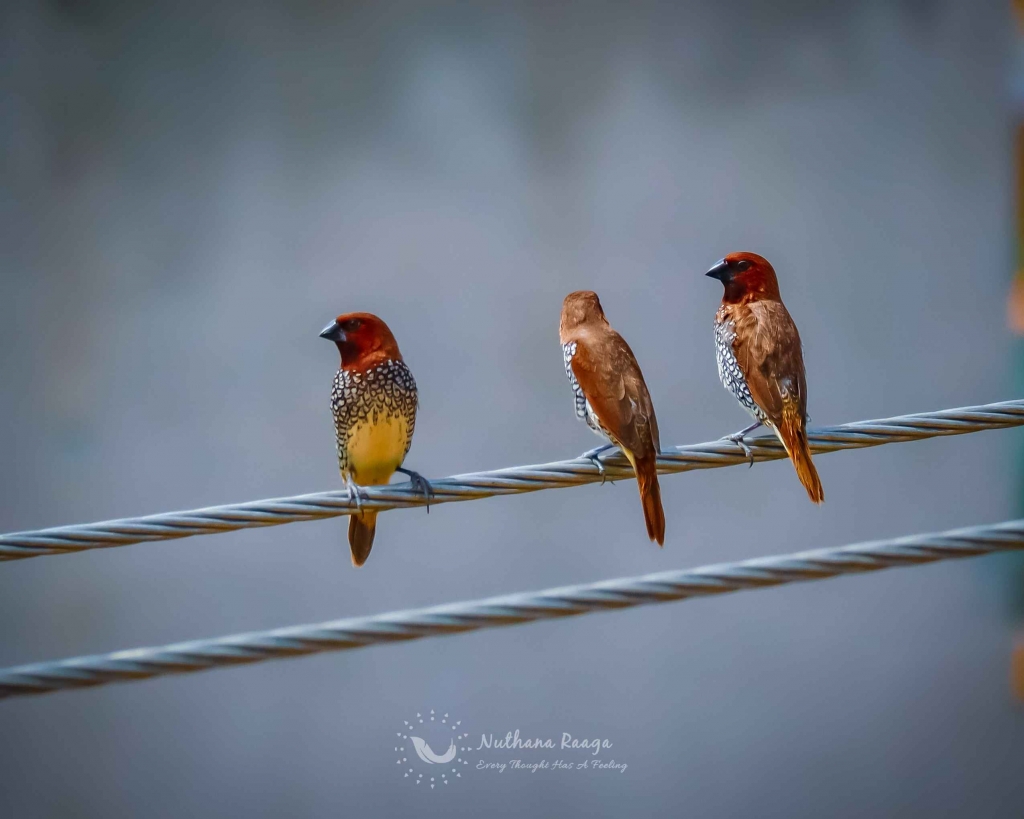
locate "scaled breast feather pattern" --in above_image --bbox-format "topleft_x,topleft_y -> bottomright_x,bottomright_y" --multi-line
714,315 -> 766,424
331,359 -> 418,474
563,340 -> 609,438
562,341 -> 588,420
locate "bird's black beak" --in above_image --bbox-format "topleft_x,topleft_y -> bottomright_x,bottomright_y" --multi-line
705,259 -> 730,282
319,320 -> 345,343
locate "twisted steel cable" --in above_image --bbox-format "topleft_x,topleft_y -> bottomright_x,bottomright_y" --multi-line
2,398 -> 1023,562
2,519 -> 1021,699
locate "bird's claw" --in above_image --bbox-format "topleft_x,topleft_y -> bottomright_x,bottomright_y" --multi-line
588,456 -> 608,485
580,445 -> 616,485
721,432 -> 755,467
397,467 -> 434,513
345,476 -> 369,510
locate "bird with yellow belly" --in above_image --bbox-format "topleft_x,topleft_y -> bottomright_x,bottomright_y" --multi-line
319,312 -> 431,566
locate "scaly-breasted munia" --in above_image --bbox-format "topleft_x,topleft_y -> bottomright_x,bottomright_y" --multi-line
320,312 -> 431,566
560,291 -> 666,545
706,252 -> 824,503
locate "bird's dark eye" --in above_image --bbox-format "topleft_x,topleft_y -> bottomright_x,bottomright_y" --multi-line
736,260 -> 751,272
342,319 -> 361,332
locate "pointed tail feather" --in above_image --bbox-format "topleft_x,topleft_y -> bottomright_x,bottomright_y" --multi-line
348,511 -> 378,566
777,405 -> 824,504
625,450 -> 666,545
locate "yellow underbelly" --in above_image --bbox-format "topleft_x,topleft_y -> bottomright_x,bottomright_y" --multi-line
345,415 -> 409,485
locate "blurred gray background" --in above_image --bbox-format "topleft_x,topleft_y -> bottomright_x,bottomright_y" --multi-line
2,0 -> 1022,816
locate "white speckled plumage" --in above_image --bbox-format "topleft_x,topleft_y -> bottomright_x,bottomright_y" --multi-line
714,314 -> 767,424
563,341 -> 611,441
331,358 -> 418,482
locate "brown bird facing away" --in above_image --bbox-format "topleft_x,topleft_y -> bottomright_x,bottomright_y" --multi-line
320,312 -> 432,566
706,252 -> 824,504
559,291 -> 666,545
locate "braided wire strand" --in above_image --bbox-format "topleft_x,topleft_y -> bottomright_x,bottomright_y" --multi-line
1,519 -> 1022,699
2,399 -> 1023,562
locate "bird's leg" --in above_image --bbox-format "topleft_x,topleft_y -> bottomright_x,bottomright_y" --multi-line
396,467 -> 434,513
721,420 -> 762,467
579,443 -> 617,484
344,473 -> 369,511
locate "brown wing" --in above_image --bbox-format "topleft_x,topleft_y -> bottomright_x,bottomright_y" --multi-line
730,300 -> 823,503
569,326 -> 660,457
730,300 -> 807,428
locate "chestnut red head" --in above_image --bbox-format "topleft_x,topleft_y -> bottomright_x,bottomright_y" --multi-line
319,312 -> 402,367
705,252 -> 781,303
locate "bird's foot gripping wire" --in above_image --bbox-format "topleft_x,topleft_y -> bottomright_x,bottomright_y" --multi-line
396,467 -> 434,513
344,474 -> 369,511
721,421 -> 762,468
579,444 -> 617,484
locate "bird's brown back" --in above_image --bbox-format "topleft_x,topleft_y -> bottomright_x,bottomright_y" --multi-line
562,324 -> 660,460
718,299 -> 807,430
